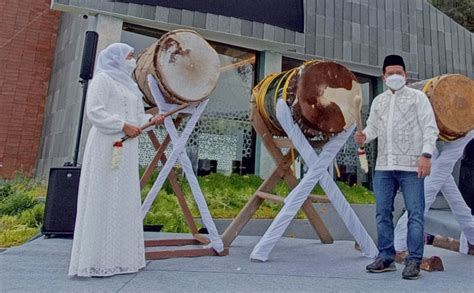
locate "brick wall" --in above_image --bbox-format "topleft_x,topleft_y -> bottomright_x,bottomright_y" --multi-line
0,0 -> 60,178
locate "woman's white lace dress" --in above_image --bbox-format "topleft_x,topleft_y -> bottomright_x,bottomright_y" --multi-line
68,72 -> 150,277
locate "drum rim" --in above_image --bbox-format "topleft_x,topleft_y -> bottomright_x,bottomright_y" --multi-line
132,41 -> 162,107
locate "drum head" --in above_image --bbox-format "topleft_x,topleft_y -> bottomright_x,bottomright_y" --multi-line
156,30 -> 220,102
294,61 -> 360,134
428,74 -> 474,139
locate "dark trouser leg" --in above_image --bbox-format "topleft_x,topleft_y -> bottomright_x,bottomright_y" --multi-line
373,171 -> 399,263
399,171 -> 425,264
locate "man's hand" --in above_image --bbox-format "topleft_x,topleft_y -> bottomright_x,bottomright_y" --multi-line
123,123 -> 142,138
150,115 -> 165,126
354,131 -> 366,145
418,156 -> 431,178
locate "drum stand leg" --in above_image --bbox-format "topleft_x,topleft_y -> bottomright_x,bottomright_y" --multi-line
249,100 -> 378,261
141,118 -> 202,237
222,103 -> 334,248
141,104 -> 227,260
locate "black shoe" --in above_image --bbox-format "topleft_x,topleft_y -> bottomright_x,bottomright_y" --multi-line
402,260 -> 421,280
468,242 -> 474,255
366,258 -> 397,273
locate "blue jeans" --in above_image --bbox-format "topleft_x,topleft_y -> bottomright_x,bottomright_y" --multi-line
373,171 -> 425,264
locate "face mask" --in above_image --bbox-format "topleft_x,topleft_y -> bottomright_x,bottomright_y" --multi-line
124,58 -> 136,75
385,74 -> 406,91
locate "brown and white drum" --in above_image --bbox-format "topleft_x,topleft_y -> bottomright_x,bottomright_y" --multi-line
253,60 -> 361,138
133,29 -> 221,106
409,74 -> 474,141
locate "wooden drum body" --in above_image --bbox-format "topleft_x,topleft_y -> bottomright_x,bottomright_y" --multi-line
253,60 -> 361,138
410,74 -> 474,141
133,29 -> 221,106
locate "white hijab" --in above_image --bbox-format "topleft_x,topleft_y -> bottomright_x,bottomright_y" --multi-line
94,43 -> 141,96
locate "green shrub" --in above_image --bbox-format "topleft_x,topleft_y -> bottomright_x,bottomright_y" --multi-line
1,172 -> 44,192
0,174 -> 46,247
0,174 -> 46,217
0,192 -> 37,216
17,204 -> 45,228
0,184 -> 15,201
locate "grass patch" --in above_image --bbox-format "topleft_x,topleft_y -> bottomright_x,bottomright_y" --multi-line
141,172 -> 375,231
0,174 -> 46,248
0,225 -> 38,247
0,171 -> 374,246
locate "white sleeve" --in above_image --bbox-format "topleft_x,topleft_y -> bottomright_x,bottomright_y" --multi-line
85,74 -> 125,134
417,92 -> 439,155
137,97 -> 153,127
363,99 -> 378,143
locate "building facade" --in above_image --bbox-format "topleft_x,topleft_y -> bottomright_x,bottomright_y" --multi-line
27,0 -> 473,185
0,0 -> 60,178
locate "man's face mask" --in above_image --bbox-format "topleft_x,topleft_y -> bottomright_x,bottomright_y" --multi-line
385,74 -> 406,91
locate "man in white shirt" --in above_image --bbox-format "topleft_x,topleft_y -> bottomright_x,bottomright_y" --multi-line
355,55 -> 439,280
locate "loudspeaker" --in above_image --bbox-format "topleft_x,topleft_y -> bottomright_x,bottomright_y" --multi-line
42,167 -> 81,236
79,31 -> 99,80
231,160 -> 241,175
197,159 -> 218,176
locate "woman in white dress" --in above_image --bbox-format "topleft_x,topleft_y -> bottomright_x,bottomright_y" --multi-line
68,43 -> 163,277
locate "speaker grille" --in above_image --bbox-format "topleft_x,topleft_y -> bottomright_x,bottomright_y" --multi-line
42,167 -> 81,236
79,31 -> 99,80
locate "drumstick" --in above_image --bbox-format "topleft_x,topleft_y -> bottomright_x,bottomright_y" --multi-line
354,95 -> 364,131
219,56 -> 256,73
111,103 -> 190,169
119,102 -> 190,143
354,95 -> 369,173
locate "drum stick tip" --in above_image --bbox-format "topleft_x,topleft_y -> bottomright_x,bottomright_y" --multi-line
353,95 -> 364,131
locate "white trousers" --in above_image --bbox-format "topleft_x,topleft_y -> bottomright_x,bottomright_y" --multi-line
394,131 -> 474,254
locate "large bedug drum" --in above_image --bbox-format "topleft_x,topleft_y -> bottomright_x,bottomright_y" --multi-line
133,29 -> 221,106
253,60 -> 361,138
409,74 -> 474,141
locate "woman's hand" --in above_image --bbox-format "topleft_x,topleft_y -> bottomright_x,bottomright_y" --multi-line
150,115 -> 165,125
122,123 -> 142,138
354,131 -> 366,145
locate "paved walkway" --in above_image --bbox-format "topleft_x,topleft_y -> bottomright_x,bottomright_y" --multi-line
1,232 -> 473,292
